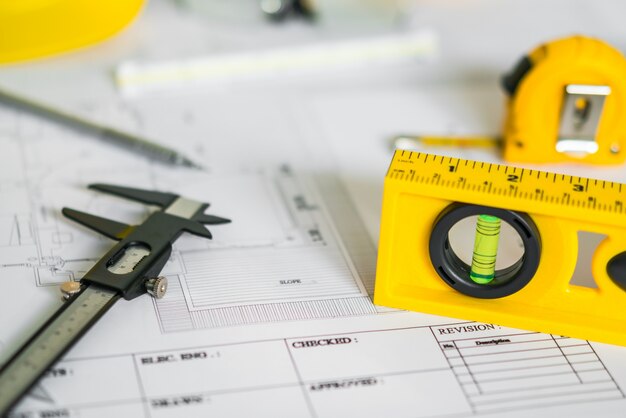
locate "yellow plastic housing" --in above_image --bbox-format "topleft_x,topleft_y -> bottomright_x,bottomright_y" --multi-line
503,35 -> 626,164
0,0 -> 145,64
375,151 -> 626,346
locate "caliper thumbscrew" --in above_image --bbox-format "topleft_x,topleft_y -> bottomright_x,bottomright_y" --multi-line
60,281 -> 81,301
145,276 -> 168,299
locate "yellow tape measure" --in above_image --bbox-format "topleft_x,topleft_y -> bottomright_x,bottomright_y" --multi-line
503,35 -> 626,164
395,35 -> 626,166
375,151 -> 626,346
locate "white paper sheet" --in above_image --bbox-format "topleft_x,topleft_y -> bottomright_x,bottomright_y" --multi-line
1,1 -> 626,415
0,84 -> 625,418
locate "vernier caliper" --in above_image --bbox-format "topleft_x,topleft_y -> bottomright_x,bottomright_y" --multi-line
0,184 -> 230,415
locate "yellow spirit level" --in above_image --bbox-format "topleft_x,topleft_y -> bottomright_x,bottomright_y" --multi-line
375,151 -> 626,346
502,35 -> 626,164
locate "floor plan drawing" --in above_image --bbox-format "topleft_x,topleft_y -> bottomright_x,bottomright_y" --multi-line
0,98 -> 379,336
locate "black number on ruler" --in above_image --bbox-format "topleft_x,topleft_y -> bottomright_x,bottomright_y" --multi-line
449,165 -> 457,172
507,174 -> 519,182
573,184 -> 585,192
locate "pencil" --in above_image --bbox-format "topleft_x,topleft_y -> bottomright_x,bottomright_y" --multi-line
0,87 -> 202,169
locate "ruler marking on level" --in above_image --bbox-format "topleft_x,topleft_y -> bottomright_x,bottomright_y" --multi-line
388,154 -> 626,219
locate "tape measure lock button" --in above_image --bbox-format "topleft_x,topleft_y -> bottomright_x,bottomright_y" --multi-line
429,204 -> 541,299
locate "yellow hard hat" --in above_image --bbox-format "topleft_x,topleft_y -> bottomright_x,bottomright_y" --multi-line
0,0 -> 145,64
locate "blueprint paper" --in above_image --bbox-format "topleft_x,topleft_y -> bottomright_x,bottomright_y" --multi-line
0,86 -> 625,418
